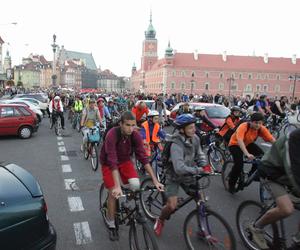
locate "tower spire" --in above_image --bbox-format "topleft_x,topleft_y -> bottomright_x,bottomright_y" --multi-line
150,9 -> 152,24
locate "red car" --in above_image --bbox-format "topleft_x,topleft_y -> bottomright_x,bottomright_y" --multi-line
0,104 -> 39,139
170,102 -> 230,130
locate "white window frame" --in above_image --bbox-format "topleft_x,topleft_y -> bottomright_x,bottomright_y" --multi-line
219,82 -> 224,90
263,84 -> 268,92
205,82 -> 210,90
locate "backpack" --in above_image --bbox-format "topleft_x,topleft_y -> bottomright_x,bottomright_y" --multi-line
160,140 -> 173,168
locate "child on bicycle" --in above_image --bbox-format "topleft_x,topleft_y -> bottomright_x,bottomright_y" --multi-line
249,128 -> 300,249
139,110 -> 166,157
154,114 -> 211,236
227,112 -> 275,194
100,111 -> 164,241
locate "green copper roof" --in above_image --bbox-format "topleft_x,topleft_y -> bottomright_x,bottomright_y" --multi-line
145,11 -> 156,39
65,50 -> 97,70
165,41 -> 173,57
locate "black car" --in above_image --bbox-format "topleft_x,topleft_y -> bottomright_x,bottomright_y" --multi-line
0,163 -> 56,250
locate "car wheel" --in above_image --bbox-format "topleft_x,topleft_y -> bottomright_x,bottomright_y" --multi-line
19,126 -> 33,139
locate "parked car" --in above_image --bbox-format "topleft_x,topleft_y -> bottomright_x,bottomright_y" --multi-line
0,104 -> 39,139
135,100 -> 171,116
0,99 -> 43,123
13,93 -> 48,104
170,102 -> 230,128
0,163 -> 56,249
17,97 -> 48,112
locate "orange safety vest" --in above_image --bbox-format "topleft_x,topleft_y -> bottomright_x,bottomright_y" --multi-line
142,121 -> 160,143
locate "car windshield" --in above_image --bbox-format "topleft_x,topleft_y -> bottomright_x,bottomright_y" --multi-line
205,106 -> 230,118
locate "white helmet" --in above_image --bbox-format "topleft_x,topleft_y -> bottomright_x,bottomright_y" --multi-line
54,96 -> 60,100
147,110 -> 159,117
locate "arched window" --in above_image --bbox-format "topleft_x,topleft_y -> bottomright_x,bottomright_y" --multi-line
205,82 -> 209,90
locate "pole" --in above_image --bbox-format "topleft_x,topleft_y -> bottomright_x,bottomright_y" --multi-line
292,74 -> 296,101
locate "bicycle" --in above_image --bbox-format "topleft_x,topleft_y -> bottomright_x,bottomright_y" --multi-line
83,126 -> 100,171
222,158 -> 261,194
99,183 -> 159,250
236,191 -> 300,250
269,112 -> 298,138
52,111 -> 62,136
72,111 -> 81,132
140,173 -> 237,250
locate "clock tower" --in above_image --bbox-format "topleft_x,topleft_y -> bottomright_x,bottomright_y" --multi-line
141,11 -> 158,71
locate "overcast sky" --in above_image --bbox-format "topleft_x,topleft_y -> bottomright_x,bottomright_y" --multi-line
1,0 -> 300,76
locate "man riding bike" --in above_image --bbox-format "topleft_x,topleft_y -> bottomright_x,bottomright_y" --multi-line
72,95 -> 83,127
154,114 -> 211,236
254,94 -> 273,117
140,110 -> 166,157
151,96 -> 168,126
132,101 -> 149,127
271,95 -> 295,127
49,96 -> 65,130
249,128 -> 300,249
227,112 -> 275,193
100,111 -> 164,241
80,98 -> 101,151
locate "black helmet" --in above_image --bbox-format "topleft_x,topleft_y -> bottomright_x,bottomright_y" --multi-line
288,128 -> 300,194
231,106 -> 241,113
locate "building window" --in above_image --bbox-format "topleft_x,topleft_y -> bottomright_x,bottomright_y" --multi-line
257,73 -> 261,80
277,74 -> 280,80
248,73 -> 252,80
263,84 -> 268,92
256,84 -> 261,92
275,84 -> 280,92
290,85 -> 294,92
206,72 -> 209,78
219,82 -> 224,90
171,82 -> 175,90
182,71 -> 186,77
244,84 -> 252,92
239,73 -> 242,79
181,82 -> 185,90
205,82 -> 209,90
191,71 -> 195,77
231,84 -> 238,91
220,72 -> 223,79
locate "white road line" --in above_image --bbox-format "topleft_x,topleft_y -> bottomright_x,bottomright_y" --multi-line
64,179 -> 79,190
73,222 -> 93,245
58,146 -> 66,153
57,141 -> 64,146
62,164 -> 72,173
261,143 -> 272,147
68,197 -> 84,212
57,136 -> 63,140
61,155 -> 69,161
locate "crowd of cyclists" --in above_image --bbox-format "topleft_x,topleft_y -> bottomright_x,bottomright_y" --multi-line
45,90 -> 300,250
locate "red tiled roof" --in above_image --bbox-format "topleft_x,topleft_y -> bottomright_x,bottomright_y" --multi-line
171,53 -> 300,73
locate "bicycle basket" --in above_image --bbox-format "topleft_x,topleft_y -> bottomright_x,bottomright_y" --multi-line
88,127 -> 100,142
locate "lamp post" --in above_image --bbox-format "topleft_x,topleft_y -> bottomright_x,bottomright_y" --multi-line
288,74 -> 300,101
51,34 -> 58,88
227,76 -> 234,97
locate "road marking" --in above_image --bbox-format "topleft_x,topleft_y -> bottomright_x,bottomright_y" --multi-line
57,136 -> 63,140
58,141 -> 64,146
58,146 -> 66,153
62,164 -> 72,173
261,143 -> 272,147
68,197 -> 84,212
73,222 -> 93,245
64,179 -> 79,190
61,155 -> 69,161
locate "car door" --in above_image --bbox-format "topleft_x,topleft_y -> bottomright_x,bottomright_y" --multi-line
0,107 -> 23,135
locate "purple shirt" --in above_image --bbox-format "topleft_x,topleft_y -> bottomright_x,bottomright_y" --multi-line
100,127 -> 149,170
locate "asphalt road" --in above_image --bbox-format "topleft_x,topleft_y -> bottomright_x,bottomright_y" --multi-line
0,116 -> 299,250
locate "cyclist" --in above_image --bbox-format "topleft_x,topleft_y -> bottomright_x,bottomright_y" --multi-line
249,128 -> 300,249
80,98 -> 101,151
107,98 -> 120,117
132,101 -> 149,127
49,96 -> 65,130
227,112 -> 275,193
254,94 -> 273,117
72,95 -> 83,127
140,110 -> 166,157
97,97 -> 111,129
154,114 -> 211,236
193,106 -> 218,132
218,106 -> 242,144
100,111 -> 164,241
177,102 -> 192,115
151,96 -> 168,126
271,96 -> 295,127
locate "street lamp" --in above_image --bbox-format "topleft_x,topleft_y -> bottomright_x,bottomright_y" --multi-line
227,76 -> 234,97
51,34 -> 58,88
288,74 -> 300,101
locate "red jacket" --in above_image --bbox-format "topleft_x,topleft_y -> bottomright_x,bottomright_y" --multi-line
132,106 -> 149,121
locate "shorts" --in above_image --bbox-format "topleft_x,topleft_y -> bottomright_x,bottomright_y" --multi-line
262,179 -> 288,199
102,161 -> 139,189
164,177 -> 197,199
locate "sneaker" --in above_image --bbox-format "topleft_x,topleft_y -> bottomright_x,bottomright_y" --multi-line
248,224 -> 268,249
154,218 -> 164,237
108,227 -> 119,241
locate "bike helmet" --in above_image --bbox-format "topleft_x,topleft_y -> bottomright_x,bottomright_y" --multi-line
147,110 -> 159,117
174,114 -> 196,128
194,106 -> 205,111
231,106 -> 241,113
54,96 -> 60,101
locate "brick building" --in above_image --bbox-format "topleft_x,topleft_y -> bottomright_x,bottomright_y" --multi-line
131,15 -> 300,99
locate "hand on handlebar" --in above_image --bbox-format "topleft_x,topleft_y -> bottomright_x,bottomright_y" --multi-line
112,186 -> 123,199
246,153 -> 255,160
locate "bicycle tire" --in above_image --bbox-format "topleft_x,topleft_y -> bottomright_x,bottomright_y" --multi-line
236,200 -> 278,250
140,177 -> 164,221
129,221 -> 159,250
184,208 -> 236,250
283,123 -> 297,136
99,183 -> 109,227
207,147 -> 225,173
84,144 -> 89,160
297,112 -> 300,123
91,144 -> 99,171
221,160 -> 234,191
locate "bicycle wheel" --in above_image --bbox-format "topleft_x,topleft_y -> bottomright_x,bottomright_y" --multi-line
129,221 -> 159,250
140,177 -> 164,221
99,183 -> 109,226
208,147 -> 225,173
236,200 -> 278,250
297,112 -> 300,123
184,208 -> 236,250
221,161 -> 234,191
283,123 -> 297,136
91,144 -> 99,171
84,143 -> 89,160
